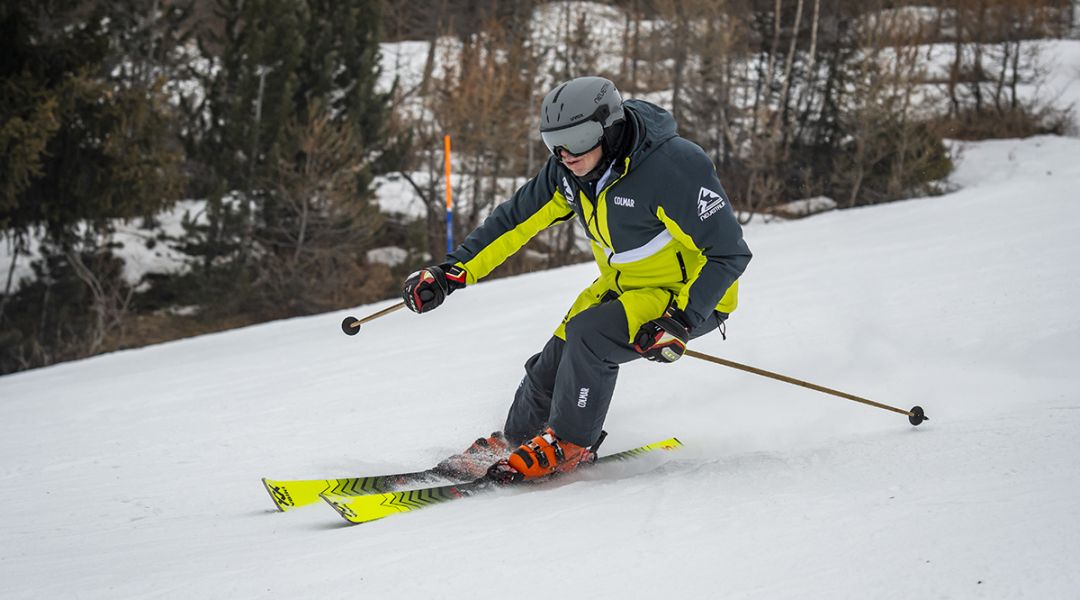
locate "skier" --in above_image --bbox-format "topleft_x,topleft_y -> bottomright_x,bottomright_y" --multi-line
402,76 -> 752,482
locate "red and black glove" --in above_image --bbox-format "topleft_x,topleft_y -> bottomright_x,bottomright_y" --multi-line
633,309 -> 691,363
401,264 -> 467,314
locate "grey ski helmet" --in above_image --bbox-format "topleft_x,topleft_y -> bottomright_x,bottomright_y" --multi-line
539,76 -> 625,158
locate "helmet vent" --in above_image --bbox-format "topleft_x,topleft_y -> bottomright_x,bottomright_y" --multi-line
551,83 -> 567,104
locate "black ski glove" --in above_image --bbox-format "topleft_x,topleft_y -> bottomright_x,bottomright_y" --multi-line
633,309 -> 691,363
401,264 -> 467,314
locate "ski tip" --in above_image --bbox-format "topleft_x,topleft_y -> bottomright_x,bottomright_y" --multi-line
320,492 -> 376,525
262,478 -> 292,512
321,489 -> 436,525
319,493 -> 351,522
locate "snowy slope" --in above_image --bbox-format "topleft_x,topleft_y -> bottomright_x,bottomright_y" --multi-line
2,134 -> 1079,598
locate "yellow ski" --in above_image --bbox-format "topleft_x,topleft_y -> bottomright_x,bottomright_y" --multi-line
262,469 -> 455,512
322,437 -> 683,525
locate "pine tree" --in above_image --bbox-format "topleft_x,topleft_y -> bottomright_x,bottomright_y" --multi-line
0,2 -> 185,373
183,0 -> 390,319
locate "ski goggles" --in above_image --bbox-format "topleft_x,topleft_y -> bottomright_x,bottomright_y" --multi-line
541,119 -> 604,158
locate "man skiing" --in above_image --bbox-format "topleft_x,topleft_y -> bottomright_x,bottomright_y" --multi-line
401,76 -> 752,482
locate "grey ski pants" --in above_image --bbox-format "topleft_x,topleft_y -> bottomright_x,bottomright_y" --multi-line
503,298 -> 726,447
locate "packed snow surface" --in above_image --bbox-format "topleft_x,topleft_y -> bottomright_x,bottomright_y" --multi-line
2,135 -> 1079,598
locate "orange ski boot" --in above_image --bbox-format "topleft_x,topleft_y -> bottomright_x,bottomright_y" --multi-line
488,428 -> 596,483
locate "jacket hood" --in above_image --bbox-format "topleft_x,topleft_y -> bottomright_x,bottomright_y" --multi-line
623,99 -> 678,168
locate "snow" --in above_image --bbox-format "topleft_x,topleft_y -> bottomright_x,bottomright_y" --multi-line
372,172 -> 430,218
365,245 -> 409,267
373,170 -> 529,223
771,195 -> 838,218
907,39 -> 1080,130
1033,39 -> 1080,131
0,200 -> 201,293
1,132 -> 1079,597
378,40 -> 433,94
530,1 -> 630,84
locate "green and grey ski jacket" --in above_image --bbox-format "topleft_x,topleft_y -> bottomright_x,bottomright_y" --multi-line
446,100 -> 752,340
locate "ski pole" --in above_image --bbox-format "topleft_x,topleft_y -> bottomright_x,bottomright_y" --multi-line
340,301 -> 406,336
683,349 -> 928,426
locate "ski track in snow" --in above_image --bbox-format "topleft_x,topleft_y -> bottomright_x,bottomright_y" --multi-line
2,134 -> 1079,598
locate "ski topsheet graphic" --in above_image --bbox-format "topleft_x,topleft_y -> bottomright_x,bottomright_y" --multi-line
321,437 -> 683,525
263,469 -> 457,512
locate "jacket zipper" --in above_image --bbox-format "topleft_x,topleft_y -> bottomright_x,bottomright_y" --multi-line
592,158 -> 631,249
576,158 -> 630,249
675,251 -> 688,283
575,158 -> 632,294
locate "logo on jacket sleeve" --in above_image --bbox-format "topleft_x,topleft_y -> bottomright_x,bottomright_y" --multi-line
697,186 -> 726,220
